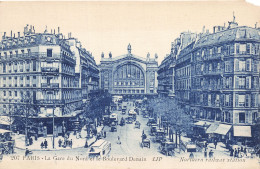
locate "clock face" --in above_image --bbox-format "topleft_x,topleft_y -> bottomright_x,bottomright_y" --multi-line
46,36 -> 51,42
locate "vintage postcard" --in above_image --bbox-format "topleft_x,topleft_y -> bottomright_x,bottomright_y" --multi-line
0,1 -> 259,169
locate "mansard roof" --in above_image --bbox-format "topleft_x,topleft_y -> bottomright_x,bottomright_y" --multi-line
194,26 -> 260,49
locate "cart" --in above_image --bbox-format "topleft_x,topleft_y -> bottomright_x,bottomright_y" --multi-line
155,129 -> 166,143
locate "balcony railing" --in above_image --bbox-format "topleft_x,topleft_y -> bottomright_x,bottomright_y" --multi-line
41,67 -> 59,73
36,99 -> 64,104
41,83 -> 59,88
203,70 -> 223,76
204,53 -> 224,61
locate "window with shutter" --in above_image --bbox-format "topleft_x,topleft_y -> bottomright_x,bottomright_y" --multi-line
246,59 -> 251,71
235,94 -> 239,107
246,43 -> 251,54
229,94 -> 232,107
235,59 -> 239,71
246,76 -> 251,89
223,77 -> 226,88
235,76 -> 239,88
245,94 -> 250,107
236,43 -> 240,54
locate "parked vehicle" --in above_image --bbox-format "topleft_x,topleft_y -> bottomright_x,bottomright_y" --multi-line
141,139 -> 150,148
155,129 -> 166,142
147,118 -> 156,126
150,124 -> 158,136
109,113 -> 118,125
186,143 -> 197,152
126,116 -> 134,124
102,115 -> 110,126
88,139 -> 111,158
128,109 -> 137,121
0,129 -> 15,155
159,141 -> 175,156
134,121 -> 141,129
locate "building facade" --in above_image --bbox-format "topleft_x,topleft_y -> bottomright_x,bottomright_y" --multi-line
157,43 -> 177,97
0,25 -> 99,133
99,44 -> 158,98
158,18 -> 260,143
190,19 -> 259,142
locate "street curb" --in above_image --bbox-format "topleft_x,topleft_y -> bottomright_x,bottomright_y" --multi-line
14,126 -> 105,151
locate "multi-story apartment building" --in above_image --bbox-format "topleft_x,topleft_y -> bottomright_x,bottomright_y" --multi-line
158,17 -> 259,144
99,44 -> 158,99
174,32 -> 197,111
0,25 -> 99,134
157,43 -> 177,97
66,36 -> 99,103
190,18 -> 259,143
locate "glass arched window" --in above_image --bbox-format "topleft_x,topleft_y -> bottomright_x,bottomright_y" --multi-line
114,64 -> 145,87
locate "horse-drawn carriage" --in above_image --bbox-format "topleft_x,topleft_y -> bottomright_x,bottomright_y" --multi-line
141,132 -> 150,148
155,129 -> 166,142
159,141 -> 175,156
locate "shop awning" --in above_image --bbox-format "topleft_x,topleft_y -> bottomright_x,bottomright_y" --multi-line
206,123 -> 219,134
194,121 -> 211,126
233,126 -> 251,137
0,116 -> 14,125
214,124 -> 232,135
0,129 -> 12,134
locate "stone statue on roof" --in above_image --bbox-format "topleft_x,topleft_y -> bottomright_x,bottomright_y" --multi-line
128,43 -> 131,54
109,52 -> 112,58
101,52 -> 104,58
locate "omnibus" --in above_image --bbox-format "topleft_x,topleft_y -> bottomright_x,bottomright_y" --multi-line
88,139 -> 111,158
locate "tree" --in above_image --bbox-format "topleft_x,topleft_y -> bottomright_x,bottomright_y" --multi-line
84,90 -> 112,122
147,97 -> 193,148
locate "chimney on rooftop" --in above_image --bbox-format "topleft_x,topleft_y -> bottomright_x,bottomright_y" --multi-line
58,27 -> 60,34
18,32 -> 20,38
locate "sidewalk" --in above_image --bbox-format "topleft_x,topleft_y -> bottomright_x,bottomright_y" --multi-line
14,125 -> 104,151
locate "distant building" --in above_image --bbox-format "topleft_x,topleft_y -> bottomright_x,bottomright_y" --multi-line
0,25 -> 99,133
157,42 -> 177,97
99,44 -> 158,99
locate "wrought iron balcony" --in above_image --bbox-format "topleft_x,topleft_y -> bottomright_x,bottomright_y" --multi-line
36,99 -> 64,105
41,67 -> 59,73
41,83 -> 59,88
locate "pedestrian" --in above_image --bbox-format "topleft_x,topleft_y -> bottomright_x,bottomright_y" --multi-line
58,139 -> 62,147
70,139 -> 73,148
189,152 -> 194,159
117,136 -> 121,144
238,148 -> 240,158
205,141 -> 208,148
35,135 -> 38,141
244,147 -> 247,156
241,146 -> 243,153
230,148 -> 234,157
40,142 -> 44,149
25,148 -> 32,156
209,150 -> 214,158
204,149 -> 207,158
214,140 -> 217,149
104,131 -> 106,138
44,139 -> 48,149
234,148 -> 238,158
84,140 -> 88,148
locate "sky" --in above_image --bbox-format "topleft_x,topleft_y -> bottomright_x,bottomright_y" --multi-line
0,1 -> 259,64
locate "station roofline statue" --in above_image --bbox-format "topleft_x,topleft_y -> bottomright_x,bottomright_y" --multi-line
127,43 -> 132,54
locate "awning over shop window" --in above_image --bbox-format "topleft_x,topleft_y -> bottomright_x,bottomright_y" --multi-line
0,129 -> 12,134
214,124 -> 232,135
194,121 -> 211,127
206,123 -> 219,134
0,116 -> 14,125
233,126 -> 251,137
